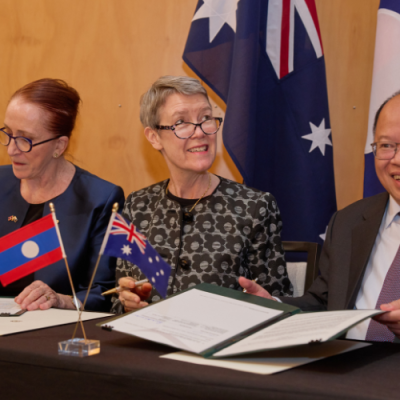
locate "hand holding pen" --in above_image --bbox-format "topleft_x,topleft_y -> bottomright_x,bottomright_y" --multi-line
102,277 -> 153,312
102,278 -> 150,296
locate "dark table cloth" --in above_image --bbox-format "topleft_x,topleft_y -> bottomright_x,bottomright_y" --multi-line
1,319 -> 400,400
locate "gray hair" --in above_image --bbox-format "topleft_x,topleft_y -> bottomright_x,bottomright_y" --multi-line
140,75 -> 210,129
373,90 -> 400,136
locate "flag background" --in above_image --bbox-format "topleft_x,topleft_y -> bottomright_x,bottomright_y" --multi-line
0,1 -> 380,216
364,0 -> 400,198
183,0 -> 336,243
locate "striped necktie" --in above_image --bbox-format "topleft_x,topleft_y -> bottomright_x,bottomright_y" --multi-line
365,244 -> 400,342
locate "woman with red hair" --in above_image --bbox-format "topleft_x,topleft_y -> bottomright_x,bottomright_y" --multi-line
0,78 -> 124,311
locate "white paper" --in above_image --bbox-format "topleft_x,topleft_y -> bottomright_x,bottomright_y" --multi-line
161,340 -> 371,375
0,309 -> 112,336
214,309 -> 382,357
105,289 -> 283,354
0,298 -> 24,315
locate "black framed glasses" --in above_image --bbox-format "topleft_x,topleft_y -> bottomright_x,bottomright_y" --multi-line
0,127 -> 62,153
156,117 -> 223,139
371,141 -> 400,160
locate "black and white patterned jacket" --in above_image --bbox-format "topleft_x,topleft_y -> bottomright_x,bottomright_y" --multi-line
111,177 -> 292,312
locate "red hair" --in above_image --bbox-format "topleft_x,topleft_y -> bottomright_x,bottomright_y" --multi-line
11,78 -> 81,138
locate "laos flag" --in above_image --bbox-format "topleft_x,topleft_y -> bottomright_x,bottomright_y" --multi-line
0,215 -> 63,286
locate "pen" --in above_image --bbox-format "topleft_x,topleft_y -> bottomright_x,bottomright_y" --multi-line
242,278 -> 258,293
101,279 -> 149,296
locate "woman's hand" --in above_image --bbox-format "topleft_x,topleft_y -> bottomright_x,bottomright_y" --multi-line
14,280 -> 77,310
118,277 -> 153,312
238,277 -> 275,300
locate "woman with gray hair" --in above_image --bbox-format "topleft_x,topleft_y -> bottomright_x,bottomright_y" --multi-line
112,75 -> 292,313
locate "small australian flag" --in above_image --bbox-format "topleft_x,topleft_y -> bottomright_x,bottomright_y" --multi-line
103,213 -> 171,298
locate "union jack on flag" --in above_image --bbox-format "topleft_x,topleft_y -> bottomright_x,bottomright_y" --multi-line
110,213 -> 147,254
265,0 -> 323,79
183,0 -> 336,244
102,212 -> 171,298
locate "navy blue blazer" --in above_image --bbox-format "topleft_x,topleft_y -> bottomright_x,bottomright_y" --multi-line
0,165 -> 124,311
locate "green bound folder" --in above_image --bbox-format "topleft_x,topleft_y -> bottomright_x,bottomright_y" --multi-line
99,283 -> 382,358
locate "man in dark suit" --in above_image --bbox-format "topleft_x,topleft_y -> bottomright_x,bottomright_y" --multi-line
239,92 -> 400,341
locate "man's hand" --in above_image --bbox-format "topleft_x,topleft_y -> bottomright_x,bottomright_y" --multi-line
118,277 -> 153,312
15,280 -> 75,310
373,299 -> 400,338
238,277 -> 275,300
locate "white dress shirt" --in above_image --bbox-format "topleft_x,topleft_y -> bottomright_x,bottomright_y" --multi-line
346,195 -> 400,340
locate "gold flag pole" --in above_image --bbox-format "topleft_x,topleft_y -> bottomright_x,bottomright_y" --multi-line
71,202 -> 119,340
49,203 -> 87,341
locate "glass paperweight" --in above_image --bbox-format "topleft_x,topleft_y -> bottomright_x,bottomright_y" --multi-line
58,338 -> 100,357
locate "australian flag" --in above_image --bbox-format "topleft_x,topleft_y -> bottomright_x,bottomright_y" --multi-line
364,0 -> 400,197
103,213 -> 171,298
183,0 -> 336,243
0,214 -> 63,286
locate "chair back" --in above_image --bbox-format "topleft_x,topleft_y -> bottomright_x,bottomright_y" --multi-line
283,241 -> 320,296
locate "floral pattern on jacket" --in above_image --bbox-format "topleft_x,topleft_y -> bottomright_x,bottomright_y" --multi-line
111,177 -> 292,313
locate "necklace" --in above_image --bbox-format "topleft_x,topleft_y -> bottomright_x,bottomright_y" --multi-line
166,173 -> 212,213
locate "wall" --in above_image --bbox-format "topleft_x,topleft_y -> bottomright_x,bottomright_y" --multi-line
316,0 -> 380,209
0,0 -> 380,210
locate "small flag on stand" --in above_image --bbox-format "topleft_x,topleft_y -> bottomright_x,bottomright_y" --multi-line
102,213 -> 171,298
0,214 -> 63,286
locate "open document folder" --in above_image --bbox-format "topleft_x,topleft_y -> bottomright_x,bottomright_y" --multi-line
100,283 -> 383,359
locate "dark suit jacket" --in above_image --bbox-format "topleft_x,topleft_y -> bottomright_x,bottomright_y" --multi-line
282,192 -> 389,311
0,165 -> 125,311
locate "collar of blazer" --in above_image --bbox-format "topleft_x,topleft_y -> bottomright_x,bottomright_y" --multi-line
345,192 -> 390,308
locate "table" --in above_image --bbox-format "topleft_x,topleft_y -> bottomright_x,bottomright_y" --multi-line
1,319 -> 400,400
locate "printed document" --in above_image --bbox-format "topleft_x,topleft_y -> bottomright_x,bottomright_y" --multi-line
107,289 -> 283,354
0,308 -> 111,336
214,309 -> 381,357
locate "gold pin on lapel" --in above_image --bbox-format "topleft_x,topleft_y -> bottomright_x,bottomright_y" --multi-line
8,216 -> 18,223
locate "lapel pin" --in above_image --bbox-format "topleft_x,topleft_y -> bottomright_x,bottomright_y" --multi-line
8,216 -> 18,223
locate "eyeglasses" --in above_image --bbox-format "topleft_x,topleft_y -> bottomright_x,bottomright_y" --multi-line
0,127 -> 62,153
156,117 -> 223,139
371,141 -> 400,160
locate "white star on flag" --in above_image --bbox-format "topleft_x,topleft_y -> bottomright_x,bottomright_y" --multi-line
192,0 -> 240,43
319,226 -> 328,241
121,245 -> 132,256
301,118 -> 332,156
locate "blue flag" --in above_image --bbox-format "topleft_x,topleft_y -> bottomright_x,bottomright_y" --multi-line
364,0 -> 400,197
183,0 -> 336,243
103,213 -> 171,298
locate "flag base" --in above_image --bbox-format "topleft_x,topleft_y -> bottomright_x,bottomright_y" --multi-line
58,338 -> 100,357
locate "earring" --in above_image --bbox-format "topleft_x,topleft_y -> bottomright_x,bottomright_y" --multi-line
53,153 -> 58,158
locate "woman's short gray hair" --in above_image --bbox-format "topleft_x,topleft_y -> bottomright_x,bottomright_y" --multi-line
140,75 -> 210,129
